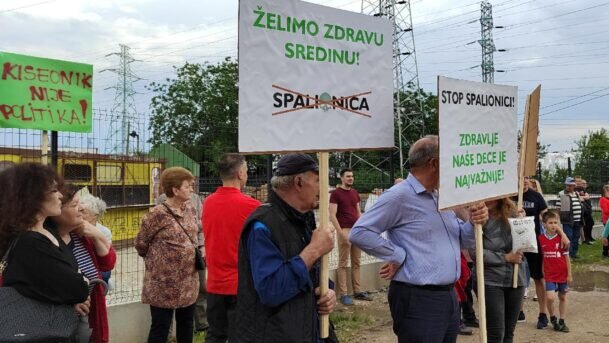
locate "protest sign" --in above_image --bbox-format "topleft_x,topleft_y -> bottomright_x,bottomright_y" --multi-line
523,86 -> 541,177
238,0 -> 393,336
438,76 -> 519,343
438,76 -> 518,210
510,217 -> 538,253
514,85 -> 541,287
0,51 -> 93,133
238,0 -> 393,153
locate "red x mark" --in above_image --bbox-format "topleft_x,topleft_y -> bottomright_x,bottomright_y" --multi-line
271,85 -> 372,118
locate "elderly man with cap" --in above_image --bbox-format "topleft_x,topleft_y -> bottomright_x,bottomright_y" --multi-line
235,153 -> 338,343
558,176 -> 583,259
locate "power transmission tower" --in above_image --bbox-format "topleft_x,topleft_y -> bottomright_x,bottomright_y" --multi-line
101,44 -> 142,155
480,1 -> 496,83
361,0 -> 424,176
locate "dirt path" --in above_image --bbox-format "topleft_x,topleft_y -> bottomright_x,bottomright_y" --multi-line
337,286 -> 609,342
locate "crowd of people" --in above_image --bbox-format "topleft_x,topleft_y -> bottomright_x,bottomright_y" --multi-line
1,139 -> 608,343
0,163 -> 115,343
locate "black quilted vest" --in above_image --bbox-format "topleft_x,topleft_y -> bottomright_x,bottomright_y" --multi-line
235,191 -> 328,343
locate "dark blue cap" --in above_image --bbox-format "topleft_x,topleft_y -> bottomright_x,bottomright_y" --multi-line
275,154 -> 319,176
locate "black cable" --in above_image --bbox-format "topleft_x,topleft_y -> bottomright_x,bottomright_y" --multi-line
540,92 -> 609,117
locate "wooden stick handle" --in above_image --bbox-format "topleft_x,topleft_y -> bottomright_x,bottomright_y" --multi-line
514,94 -> 530,288
475,223 -> 488,343
318,152 -> 330,338
41,131 -> 48,165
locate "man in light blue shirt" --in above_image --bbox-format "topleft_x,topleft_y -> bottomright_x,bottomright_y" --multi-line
349,135 -> 488,343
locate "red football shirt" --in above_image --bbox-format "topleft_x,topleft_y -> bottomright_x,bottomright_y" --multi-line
330,187 -> 361,228
600,197 -> 609,224
539,233 -> 569,283
203,187 -> 260,295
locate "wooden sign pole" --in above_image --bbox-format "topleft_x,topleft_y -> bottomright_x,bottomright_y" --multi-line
318,152 -> 330,338
41,130 -> 49,165
513,94 -> 531,288
514,85 -> 541,288
475,223 -> 488,343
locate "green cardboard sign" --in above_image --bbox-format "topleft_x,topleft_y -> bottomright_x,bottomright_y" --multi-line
0,52 -> 93,132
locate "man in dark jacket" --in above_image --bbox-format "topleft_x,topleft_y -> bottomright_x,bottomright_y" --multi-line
236,153 -> 337,343
577,179 -> 594,244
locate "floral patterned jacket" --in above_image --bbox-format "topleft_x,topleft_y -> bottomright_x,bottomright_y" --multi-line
135,202 -> 199,308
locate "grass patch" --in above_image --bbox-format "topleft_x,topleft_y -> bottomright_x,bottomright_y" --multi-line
331,311 -> 372,342
193,331 -> 206,343
570,240 -> 609,271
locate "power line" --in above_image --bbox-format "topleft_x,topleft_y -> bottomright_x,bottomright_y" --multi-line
494,0 -> 579,20
415,0 -> 533,35
0,0 -> 55,14
540,92 -> 609,117
503,1 -> 609,30
541,87 -> 609,109
418,1 -> 609,53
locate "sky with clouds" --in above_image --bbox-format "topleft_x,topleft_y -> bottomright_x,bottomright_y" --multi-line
1,0 -> 607,152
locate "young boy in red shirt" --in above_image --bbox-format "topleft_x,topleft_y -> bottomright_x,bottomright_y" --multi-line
539,210 -> 572,332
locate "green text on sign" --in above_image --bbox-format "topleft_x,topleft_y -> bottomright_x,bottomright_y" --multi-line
0,52 -> 93,133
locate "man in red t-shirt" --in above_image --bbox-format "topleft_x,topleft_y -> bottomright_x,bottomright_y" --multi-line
203,153 -> 260,342
330,168 -> 371,305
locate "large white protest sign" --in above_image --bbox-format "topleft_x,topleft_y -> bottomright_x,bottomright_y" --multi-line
238,0 -> 393,153
438,76 -> 518,210
509,217 -> 538,253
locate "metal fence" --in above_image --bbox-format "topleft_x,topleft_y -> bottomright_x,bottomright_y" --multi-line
535,159 -> 609,196
1,109 -> 394,305
4,108 -> 609,305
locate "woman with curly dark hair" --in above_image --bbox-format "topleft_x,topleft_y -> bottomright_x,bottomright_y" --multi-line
0,163 -> 89,310
45,184 -> 116,343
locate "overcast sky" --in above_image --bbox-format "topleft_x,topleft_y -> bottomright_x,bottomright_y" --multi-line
1,0 -> 607,152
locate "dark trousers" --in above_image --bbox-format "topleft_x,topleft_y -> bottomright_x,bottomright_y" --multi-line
583,211 -> 595,241
483,285 -> 524,343
462,262 -> 477,322
604,221 -> 609,257
206,293 -> 237,343
388,281 -> 459,343
195,270 -> 209,331
101,271 -> 111,284
564,222 -> 582,257
148,304 -> 195,343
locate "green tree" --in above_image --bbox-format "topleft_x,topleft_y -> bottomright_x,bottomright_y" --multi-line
329,89 -> 438,190
396,88 -> 438,174
147,58 -> 240,171
517,131 -> 550,162
541,165 -> 569,195
573,128 -> 609,193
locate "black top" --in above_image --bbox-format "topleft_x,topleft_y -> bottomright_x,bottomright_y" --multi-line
519,189 -> 548,235
2,230 -> 89,304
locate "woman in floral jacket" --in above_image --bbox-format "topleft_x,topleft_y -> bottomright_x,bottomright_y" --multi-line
136,167 -> 200,343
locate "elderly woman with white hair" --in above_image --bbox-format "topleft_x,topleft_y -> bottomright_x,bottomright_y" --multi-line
80,193 -> 113,284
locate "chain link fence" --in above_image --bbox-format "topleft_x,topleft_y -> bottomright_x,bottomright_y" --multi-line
5,109 -> 608,305
1,109 -> 395,304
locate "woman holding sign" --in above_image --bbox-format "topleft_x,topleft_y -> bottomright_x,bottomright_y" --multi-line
470,197 -> 526,343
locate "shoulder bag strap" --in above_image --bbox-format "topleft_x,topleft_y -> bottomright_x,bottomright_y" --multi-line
161,203 -> 196,246
0,236 -> 20,275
